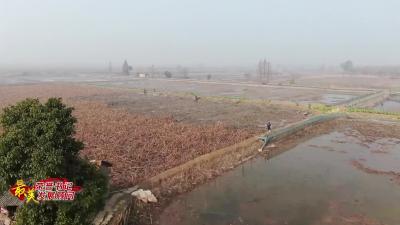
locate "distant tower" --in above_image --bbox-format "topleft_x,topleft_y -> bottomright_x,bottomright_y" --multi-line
122,60 -> 132,75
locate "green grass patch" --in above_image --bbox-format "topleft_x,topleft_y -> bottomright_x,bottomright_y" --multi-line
346,107 -> 400,116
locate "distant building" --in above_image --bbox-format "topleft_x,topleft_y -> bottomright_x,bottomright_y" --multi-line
138,73 -> 148,78
122,60 -> 132,75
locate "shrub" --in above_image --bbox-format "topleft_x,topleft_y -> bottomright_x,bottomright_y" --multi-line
0,98 -> 108,225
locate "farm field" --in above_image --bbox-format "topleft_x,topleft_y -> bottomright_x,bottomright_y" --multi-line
0,83 -> 305,188
91,78 -> 369,105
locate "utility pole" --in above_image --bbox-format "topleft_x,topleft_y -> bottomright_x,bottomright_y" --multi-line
263,59 -> 267,81
108,61 -> 112,74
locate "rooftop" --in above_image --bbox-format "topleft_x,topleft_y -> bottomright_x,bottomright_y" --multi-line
0,192 -> 23,208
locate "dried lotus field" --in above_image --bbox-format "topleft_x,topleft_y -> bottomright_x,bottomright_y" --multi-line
0,83 -> 305,188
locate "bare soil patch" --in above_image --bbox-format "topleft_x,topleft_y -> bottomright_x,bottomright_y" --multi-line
75,90 -> 305,130
295,74 -> 400,89
351,160 -> 400,185
339,119 -> 400,141
91,79 -> 366,104
0,83 -> 120,108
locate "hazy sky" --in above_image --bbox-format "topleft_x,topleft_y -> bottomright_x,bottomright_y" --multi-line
1,0 -> 400,68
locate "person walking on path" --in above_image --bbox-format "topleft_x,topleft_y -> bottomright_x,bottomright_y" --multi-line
265,121 -> 272,133
258,121 -> 272,152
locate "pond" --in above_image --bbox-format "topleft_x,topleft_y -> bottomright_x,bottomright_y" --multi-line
299,94 -> 356,106
320,94 -> 356,105
374,100 -> 400,113
160,131 -> 400,225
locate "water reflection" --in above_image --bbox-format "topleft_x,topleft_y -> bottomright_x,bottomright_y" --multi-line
160,131 -> 400,225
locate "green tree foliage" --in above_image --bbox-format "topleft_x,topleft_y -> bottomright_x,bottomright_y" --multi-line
164,70 -> 172,78
0,98 -> 108,225
341,60 -> 354,73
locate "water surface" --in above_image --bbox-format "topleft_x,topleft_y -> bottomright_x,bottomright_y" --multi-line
374,100 -> 400,113
160,131 -> 400,225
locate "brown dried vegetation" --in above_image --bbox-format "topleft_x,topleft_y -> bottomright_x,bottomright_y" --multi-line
0,83 -> 119,108
0,84 -> 256,188
73,101 -> 255,188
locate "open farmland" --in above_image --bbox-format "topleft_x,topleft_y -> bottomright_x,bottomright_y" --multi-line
0,83 -> 305,188
0,83 -> 120,108
74,89 -> 306,129
1,79 -> 400,225
73,101 -> 257,188
293,74 -> 400,89
91,78 -> 370,105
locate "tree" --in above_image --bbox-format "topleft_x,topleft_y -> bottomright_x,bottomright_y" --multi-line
206,74 -> 212,80
122,60 -> 132,75
341,60 -> 354,73
164,71 -> 172,78
257,59 -> 271,83
0,98 -> 108,225
243,73 -> 251,80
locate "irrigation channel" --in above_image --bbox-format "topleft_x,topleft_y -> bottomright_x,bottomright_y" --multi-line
156,116 -> 400,225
